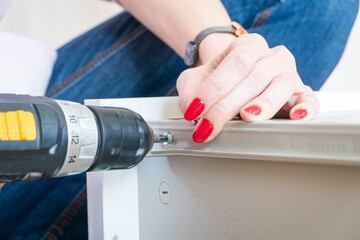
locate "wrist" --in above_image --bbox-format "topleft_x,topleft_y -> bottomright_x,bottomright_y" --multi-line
183,21 -> 247,67
197,33 -> 237,65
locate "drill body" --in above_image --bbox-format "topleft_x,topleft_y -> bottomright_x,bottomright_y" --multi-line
0,94 -> 154,182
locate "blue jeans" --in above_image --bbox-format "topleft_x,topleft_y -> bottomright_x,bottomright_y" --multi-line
0,0 -> 358,239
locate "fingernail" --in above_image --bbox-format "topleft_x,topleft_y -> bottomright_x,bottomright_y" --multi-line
192,119 -> 213,143
294,108 -> 307,119
244,105 -> 261,116
184,98 -> 205,121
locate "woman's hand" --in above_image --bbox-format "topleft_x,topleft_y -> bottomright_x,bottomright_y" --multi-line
120,0 -> 319,143
177,33 -> 319,143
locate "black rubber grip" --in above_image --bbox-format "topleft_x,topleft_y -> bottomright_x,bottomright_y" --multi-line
87,106 -> 153,171
0,94 -> 68,182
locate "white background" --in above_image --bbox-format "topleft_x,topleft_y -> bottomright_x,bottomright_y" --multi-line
0,0 -> 359,91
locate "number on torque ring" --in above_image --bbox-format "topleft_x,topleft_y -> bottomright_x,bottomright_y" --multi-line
69,155 -> 76,163
69,115 -> 77,123
72,135 -> 79,144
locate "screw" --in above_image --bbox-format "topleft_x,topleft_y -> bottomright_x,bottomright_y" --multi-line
154,133 -> 174,145
159,181 -> 171,204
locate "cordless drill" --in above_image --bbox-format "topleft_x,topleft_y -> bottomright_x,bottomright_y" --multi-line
0,94 -> 173,182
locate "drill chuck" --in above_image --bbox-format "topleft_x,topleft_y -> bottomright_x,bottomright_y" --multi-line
0,95 -> 159,183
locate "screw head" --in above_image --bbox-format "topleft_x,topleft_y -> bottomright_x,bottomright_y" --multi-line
159,181 -> 171,204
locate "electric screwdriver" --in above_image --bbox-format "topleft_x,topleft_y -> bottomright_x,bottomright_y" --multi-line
0,94 -> 173,183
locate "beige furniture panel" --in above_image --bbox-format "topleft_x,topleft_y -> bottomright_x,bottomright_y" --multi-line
86,93 -> 360,240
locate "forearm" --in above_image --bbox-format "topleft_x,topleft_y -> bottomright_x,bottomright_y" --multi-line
118,0 -> 236,64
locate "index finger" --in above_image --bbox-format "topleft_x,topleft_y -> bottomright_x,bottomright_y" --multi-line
183,34 -> 269,121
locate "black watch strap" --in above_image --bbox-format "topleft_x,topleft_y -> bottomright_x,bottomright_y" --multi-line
184,21 -> 247,67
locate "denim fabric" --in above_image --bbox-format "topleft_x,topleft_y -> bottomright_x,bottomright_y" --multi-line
0,0 -> 358,239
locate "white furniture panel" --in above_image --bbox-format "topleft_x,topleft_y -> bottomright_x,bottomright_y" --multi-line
87,92 -> 360,240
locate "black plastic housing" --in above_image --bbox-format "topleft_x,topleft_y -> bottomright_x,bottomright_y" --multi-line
0,94 -> 68,182
87,106 -> 153,171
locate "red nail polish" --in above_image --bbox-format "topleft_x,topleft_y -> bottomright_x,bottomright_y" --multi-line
184,98 -> 205,121
294,108 -> 307,119
192,119 -> 213,143
244,105 -> 261,116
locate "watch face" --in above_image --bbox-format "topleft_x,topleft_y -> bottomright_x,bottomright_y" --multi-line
184,42 -> 198,67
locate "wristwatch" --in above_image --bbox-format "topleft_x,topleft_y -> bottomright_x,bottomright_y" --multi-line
184,21 -> 247,67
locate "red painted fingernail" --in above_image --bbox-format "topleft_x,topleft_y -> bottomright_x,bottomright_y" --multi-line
184,98 -> 205,121
244,105 -> 261,116
294,108 -> 307,119
192,119 -> 213,143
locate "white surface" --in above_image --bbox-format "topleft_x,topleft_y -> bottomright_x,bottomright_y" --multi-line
86,97 -> 182,121
0,0 -> 121,48
315,91 -> 360,112
87,94 -> 360,240
86,171 -> 104,240
322,11 -> 360,91
0,0 -> 120,95
87,168 -> 140,240
0,31 -> 56,95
